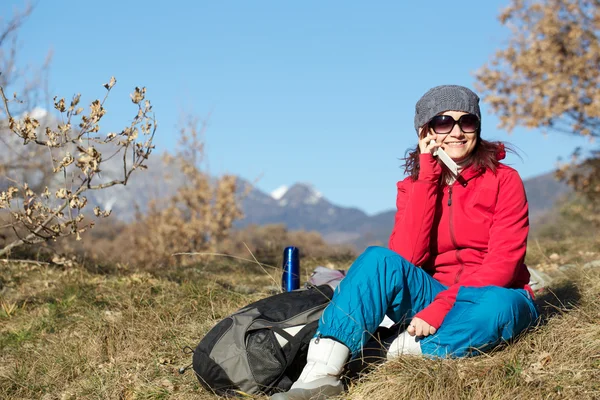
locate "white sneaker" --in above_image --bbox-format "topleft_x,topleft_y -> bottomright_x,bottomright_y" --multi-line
270,337 -> 349,400
270,379 -> 343,400
386,330 -> 422,360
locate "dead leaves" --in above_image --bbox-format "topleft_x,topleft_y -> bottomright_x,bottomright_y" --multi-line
475,0 -> 600,227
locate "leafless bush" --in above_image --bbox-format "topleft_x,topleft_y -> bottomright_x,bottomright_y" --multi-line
122,116 -> 243,268
0,78 -> 156,257
0,5 -> 156,258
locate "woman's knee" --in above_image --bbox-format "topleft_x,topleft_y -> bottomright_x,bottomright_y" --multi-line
460,286 -> 539,335
342,247 -> 416,292
482,287 -> 536,317
360,246 -> 409,266
349,246 -> 408,275
362,246 -> 397,259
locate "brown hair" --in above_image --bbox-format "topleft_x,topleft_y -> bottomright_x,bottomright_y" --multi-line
402,121 -> 511,182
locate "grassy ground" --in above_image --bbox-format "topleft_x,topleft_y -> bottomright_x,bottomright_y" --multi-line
0,243 -> 599,400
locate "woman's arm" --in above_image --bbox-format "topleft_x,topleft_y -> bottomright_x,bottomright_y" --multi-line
389,153 -> 442,265
414,168 -> 529,329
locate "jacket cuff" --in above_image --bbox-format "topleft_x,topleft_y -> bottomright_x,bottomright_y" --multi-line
418,154 -> 442,182
413,299 -> 452,329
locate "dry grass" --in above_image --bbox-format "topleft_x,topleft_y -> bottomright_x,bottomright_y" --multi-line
0,255 -> 348,400
0,245 -> 599,400
0,259 -> 256,400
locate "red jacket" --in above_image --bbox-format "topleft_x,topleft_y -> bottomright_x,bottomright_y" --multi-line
389,153 -> 532,329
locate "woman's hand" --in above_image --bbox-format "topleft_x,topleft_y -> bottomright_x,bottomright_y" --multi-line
407,317 -> 437,337
418,130 -> 441,155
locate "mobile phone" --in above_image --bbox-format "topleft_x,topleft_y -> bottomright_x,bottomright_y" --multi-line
429,140 -> 458,175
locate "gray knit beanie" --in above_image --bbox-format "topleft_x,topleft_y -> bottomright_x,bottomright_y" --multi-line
414,85 -> 481,133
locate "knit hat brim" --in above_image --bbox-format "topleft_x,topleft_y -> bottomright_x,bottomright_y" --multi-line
414,85 -> 481,133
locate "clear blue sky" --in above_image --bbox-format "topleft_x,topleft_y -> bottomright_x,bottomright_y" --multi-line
2,0 -> 590,215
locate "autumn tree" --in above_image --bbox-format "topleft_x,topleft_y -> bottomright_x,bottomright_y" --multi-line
475,0 -> 600,224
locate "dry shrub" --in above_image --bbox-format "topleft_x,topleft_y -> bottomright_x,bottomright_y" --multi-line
1,5 -> 156,259
222,223 -> 356,266
555,153 -> 600,229
0,78 -> 156,257
116,116 -> 243,269
533,194 -> 600,242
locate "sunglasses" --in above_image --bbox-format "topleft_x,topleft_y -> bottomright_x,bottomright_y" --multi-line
428,114 -> 480,134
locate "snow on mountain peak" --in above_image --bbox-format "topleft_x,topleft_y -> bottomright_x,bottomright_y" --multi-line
304,185 -> 323,205
271,185 -> 289,200
270,183 -> 324,205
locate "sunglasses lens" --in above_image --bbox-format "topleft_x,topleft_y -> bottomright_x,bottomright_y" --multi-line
459,114 -> 479,132
430,116 -> 454,134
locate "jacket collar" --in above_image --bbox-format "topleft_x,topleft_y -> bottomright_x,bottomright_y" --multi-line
454,145 -> 506,187
455,165 -> 483,187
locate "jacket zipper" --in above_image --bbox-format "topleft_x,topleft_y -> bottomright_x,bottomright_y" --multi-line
448,184 -> 466,284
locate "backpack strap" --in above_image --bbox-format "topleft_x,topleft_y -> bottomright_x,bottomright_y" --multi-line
274,321 -> 320,370
270,326 -> 295,344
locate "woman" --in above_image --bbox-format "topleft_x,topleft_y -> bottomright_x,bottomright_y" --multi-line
272,85 -> 540,400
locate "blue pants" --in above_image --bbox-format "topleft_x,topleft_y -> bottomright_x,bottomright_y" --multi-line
316,247 -> 540,358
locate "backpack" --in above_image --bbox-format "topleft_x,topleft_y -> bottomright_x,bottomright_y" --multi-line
192,284 -> 334,397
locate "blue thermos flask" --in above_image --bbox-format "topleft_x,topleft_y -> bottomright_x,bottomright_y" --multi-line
282,246 -> 300,292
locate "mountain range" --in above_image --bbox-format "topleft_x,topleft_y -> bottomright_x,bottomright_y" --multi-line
234,171 -> 571,249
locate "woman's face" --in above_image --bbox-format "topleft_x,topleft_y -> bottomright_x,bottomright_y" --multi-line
430,111 -> 478,162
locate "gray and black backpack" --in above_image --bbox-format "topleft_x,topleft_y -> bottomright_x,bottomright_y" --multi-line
192,284 -> 334,396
